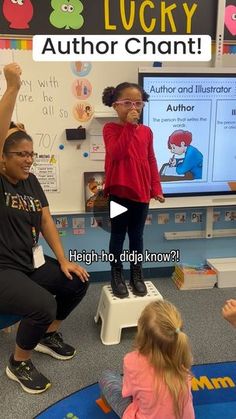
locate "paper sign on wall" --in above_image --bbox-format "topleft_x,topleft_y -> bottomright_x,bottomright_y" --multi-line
31,154 -> 60,192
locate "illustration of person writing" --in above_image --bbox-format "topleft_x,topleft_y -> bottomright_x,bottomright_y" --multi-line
168,130 -> 203,179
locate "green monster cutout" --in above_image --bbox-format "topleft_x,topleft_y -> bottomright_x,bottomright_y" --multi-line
50,0 -> 84,29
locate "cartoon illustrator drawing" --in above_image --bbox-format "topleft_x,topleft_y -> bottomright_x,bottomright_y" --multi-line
168,130 -> 203,180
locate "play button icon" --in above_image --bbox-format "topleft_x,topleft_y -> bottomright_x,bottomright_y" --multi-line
110,201 -> 128,219
90,184 -> 136,232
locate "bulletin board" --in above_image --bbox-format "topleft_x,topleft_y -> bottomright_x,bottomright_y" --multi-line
0,49 -> 150,213
0,0 -> 218,37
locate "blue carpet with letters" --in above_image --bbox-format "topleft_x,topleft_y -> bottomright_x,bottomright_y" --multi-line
35,362 -> 236,419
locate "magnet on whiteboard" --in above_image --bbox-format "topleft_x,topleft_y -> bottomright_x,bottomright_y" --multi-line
83,152 -> 89,157
59,144 -> 64,150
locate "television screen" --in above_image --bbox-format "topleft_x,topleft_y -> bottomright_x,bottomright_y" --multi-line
139,67 -> 236,207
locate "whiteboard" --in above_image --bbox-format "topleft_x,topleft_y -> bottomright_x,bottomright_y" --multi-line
0,49 -> 151,213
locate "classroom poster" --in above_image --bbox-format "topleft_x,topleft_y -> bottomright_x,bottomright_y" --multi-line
142,73 -> 236,196
89,135 -> 105,161
84,171 -> 108,213
30,153 -> 60,192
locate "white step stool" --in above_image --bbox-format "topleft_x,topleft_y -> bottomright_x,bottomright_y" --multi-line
207,257 -> 236,288
94,281 -> 163,345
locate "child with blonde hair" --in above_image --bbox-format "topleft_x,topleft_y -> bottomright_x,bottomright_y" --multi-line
99,300 -> 195,418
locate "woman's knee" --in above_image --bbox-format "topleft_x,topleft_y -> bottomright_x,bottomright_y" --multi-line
71,276 -> 89,298
34,294 -> 57,323
82,279 -> 89,294
60,275 -> 89,305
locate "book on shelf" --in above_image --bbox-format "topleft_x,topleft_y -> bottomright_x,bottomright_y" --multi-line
172,264 -> 217,290
84,171 -> 108,213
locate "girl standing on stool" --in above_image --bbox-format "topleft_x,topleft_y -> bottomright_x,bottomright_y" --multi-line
102,82 -> 164,298
99,300 -> 195,419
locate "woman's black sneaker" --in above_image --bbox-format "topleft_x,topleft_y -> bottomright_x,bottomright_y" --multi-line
35,332 -> 76,360
6,355 -> 51,394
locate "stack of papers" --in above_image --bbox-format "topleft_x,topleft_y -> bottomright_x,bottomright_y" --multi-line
207,258 -> 236,288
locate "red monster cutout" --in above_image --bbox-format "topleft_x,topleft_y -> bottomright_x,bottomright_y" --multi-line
3,0 -> 33,29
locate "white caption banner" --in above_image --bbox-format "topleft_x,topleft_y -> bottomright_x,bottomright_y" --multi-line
33,35 -> 211,62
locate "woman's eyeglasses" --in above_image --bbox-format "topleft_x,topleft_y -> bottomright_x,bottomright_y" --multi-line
114,100 -> 145,109
5,151 -> 38,159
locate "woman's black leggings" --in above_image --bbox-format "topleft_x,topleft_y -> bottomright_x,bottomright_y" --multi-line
0,256 -> 89,350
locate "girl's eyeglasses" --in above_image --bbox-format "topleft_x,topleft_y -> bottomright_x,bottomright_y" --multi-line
114,100 -> 145,109
5,151 -> 38,159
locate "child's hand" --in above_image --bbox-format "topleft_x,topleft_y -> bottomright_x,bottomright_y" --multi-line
222,299 -> 236,327
226,299 -> 236,307
126,109 -> 139,124
154,195 -> 165,203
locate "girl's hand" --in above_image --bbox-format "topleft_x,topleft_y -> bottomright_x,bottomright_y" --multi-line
154,195 -> 165,203
126,109 -> 139,124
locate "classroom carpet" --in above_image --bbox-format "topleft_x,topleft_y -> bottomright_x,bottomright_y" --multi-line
35,361 -> 236,419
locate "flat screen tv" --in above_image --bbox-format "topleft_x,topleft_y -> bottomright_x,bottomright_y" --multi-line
139,67 -> 236,208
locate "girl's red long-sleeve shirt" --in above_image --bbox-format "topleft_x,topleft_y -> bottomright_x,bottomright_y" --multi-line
103,122 -> 163,203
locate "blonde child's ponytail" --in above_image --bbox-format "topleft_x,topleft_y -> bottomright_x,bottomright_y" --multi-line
135,300 -> 193,419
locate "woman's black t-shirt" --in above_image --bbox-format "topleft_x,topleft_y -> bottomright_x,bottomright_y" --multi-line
0,173 -> 48,272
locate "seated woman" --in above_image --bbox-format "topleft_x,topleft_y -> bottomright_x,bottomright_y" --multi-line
0,63 -> 89,394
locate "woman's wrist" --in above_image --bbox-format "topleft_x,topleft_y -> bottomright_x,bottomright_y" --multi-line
5,86 -> 20,99
57,255 -> 67,264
